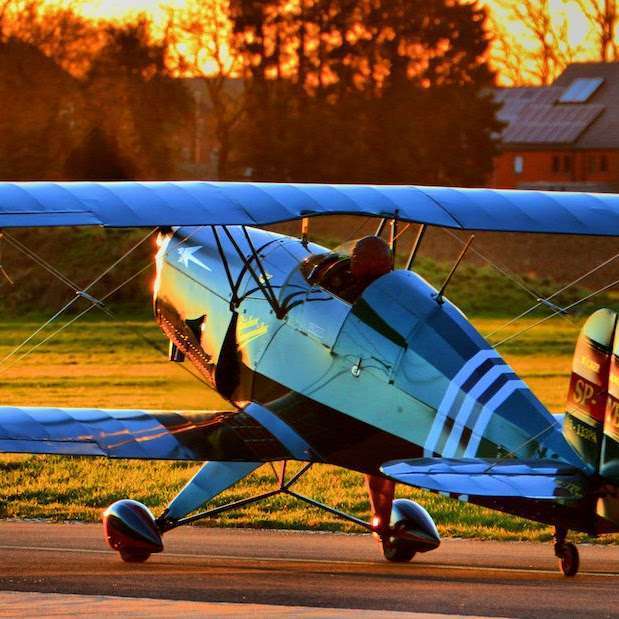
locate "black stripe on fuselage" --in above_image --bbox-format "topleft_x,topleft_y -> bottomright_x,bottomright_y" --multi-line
460,357 -> 504,393
352,298 -> 408,349
237,363 -> 422,475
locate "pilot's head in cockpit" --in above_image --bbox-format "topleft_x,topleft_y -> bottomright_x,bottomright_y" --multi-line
350,235 -> 392,290
302,235 -> 392,304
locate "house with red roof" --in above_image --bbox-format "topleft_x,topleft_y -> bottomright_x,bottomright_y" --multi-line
492,62 -> 619,192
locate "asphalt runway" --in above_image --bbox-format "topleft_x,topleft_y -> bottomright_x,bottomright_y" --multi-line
0,522 -> 617,618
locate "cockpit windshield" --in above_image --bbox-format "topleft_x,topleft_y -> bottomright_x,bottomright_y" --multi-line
300,253 -> 353,299
299,235 -> 392,304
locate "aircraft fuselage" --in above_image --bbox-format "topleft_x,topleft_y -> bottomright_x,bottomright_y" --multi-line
153,226 -> 581,479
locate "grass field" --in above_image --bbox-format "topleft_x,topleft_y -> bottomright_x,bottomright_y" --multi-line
0,314 -> 615,543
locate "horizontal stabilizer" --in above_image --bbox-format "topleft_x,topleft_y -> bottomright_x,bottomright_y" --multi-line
381,458 -> 586,501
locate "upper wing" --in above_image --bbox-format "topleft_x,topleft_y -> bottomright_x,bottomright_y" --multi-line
0,181 -> 618,236
381,457 -> 587,500
0,404 -> 303,462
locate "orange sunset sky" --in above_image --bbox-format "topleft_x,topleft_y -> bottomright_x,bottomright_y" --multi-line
34,0 -> 609,83
72,0 -> 592,42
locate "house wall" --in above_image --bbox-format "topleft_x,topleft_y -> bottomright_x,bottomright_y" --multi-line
490,149 -> 619,189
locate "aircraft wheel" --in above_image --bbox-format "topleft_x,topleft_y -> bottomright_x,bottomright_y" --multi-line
120,550 -> 151,563
559,542 -> 579,577
102,499 -> 163,564
382,537 -> 416,563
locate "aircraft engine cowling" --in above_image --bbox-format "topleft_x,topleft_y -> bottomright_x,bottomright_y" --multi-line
103,499 -> 163,562
388,498 -> 440,552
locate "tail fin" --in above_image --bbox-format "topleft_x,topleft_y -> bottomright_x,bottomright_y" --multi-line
563,308 -> 617,472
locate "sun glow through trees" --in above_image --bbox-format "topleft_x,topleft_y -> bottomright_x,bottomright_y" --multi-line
24,1 -> 619,84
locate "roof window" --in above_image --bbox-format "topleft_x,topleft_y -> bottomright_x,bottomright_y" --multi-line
558,77 -> 604,103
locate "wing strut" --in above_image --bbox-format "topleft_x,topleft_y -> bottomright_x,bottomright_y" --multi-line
217,225 -> 285,318
211,225 -> 241,307
389,210 -> 399,269
405,224 -> 427,271
0,232 -> 13,284
435,234 -> 474,305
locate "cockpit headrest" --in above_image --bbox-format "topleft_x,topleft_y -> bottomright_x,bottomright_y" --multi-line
351,236 -> 392,283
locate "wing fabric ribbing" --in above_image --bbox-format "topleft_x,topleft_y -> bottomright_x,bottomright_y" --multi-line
0,405 -> 294,462
0,181 -> 618,236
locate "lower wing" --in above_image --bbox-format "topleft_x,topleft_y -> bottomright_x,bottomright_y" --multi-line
381,457 -> 587,501
0,403 -> 307,462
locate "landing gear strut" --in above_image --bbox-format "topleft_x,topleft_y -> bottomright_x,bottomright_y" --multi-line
103,464 -> 441,567
554,526 -> 579,577
105,462 -> 377,563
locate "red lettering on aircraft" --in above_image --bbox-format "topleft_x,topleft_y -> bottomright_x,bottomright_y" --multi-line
568,374 -> 607,423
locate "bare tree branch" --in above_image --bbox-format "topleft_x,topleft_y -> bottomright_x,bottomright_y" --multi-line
571,0 -> 617,61
494,0 -> 576,85
0,0 -> 98,75
165,1 -> 244,180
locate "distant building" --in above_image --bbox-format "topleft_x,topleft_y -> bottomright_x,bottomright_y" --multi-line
491,62 -> 619,192
178,77 -> 244,179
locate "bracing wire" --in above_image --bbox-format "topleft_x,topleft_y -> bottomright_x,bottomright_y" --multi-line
492,277 -> 619,349
440,227 -> 544,302
483,422 -> 558,473
439,228 -> 619,345
0,263 -> 152,378
484,250 -> 619,340
0,229 -> 156,368
340,216 -> 374,247
0,259 -> 213,388
393,222 -> 411,242
3,233 -> 81,291
0,226 -> 213,389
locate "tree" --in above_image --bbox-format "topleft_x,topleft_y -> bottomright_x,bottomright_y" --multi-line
0,0 -> 97,75
230,0 -> 501,185
0,2 -> 111,180
84,18 -> 193,179
572,0 -> 618,61
493,0 -> 576,86
359,0 -> 501,185
0,38 -> 86,180
64,127 -> 136,180
167,1 -> 245,179
0,4 -> 194,181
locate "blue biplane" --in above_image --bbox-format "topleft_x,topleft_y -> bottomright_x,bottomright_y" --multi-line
0,182 -> 618,576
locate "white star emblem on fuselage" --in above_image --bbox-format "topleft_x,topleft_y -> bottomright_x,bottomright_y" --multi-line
177,246 -> 212,272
